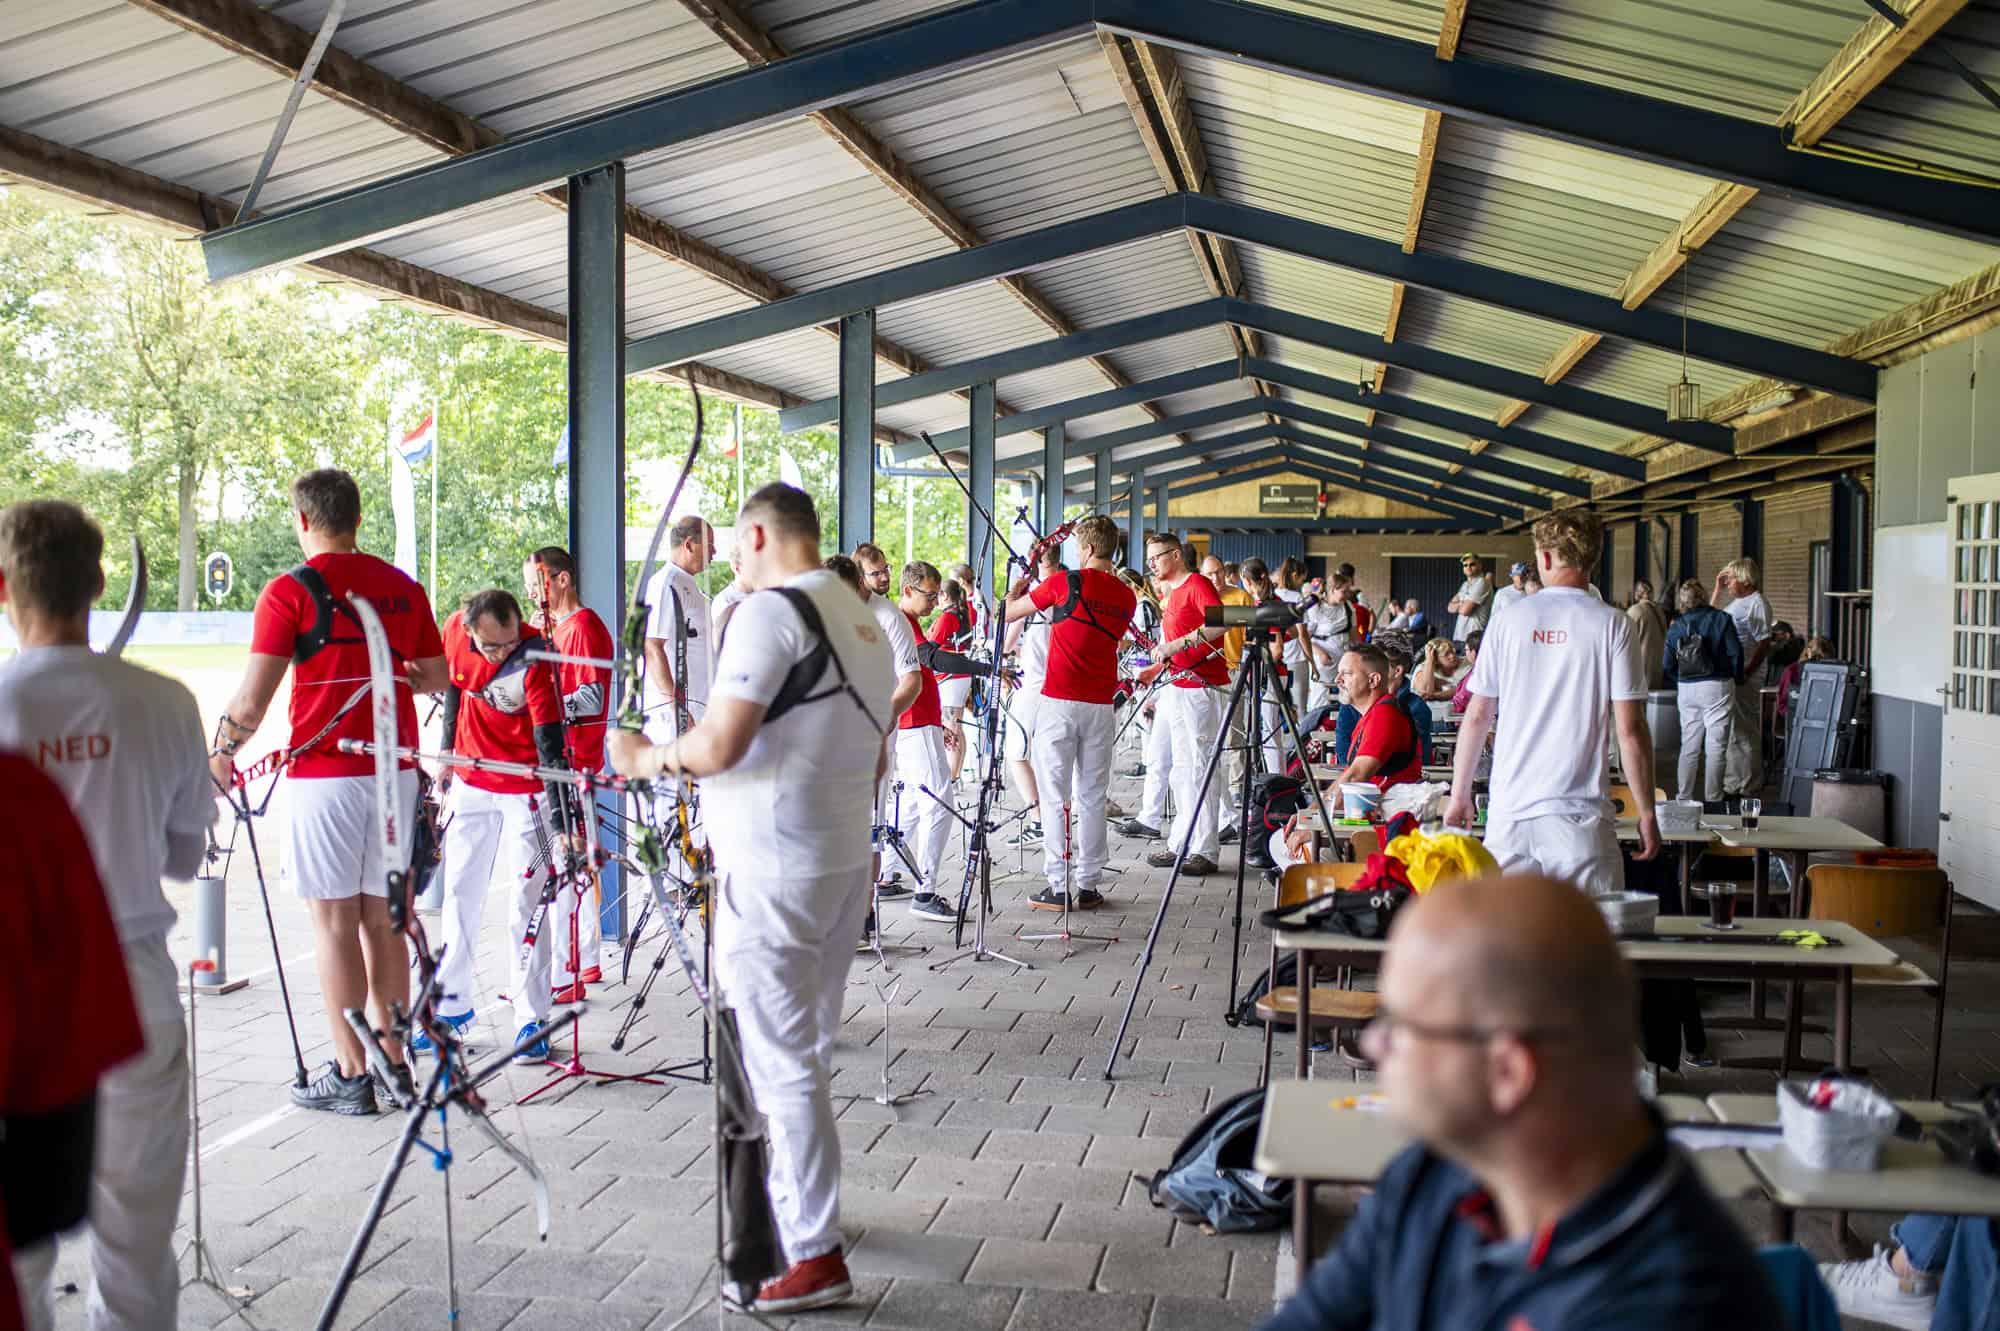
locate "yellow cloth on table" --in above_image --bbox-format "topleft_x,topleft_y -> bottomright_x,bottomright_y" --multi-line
1383,828 -> 1498,891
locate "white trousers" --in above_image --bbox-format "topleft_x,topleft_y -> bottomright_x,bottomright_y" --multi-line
1483,813 -> 1624,898
1161,685 -> 1226,860
714,866 -> 872,1263
1033,697 -> 1116,894
14,936 -> 187,1331
437,782 -> 555,1025
893,726 -> 953,894
1139,697 -> 1175,827
1724,677 -> 1762,796
1675,679 -> 1735,803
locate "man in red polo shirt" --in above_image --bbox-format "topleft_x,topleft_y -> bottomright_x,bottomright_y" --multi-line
525,546 -> 614,992
1003,515 -> 1136,910
1135,534 -> 1229,876
430,588 -> 573,1063
1283,643 -> 1422,860
211,469 -> 447,1115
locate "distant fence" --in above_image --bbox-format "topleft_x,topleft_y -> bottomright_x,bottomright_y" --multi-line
0,611 -> 256,649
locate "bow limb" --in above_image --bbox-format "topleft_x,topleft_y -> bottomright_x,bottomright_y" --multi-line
461,1105 -> 553,1239
616,375 -> 705,735
104,535 -> 147,656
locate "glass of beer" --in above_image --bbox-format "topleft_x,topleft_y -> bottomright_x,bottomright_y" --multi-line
1739,797 -> 1762,832
1698,882 -> 1740,930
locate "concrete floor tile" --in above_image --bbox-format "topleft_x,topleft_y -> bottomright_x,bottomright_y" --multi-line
1006,1288 -> 1153,1331
874,1122 -> 989,1159
930,1196 -> 1059,1241
1048,1202 -> 1175,1249
1008,1163 -> 1136,1206
897,1156 -> 1023,1200
965,1236 -> 1104,1290
866,1278 -> 1021,1331
479,1247 -> 641,1301
1096,1244 -> 1231,1299
977,1129 -> 1091,1166
847,1230 -> 982,1282
1148,1293 -> 1261,1330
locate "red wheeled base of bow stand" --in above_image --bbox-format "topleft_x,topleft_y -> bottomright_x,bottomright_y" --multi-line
515,885 -> 667,1105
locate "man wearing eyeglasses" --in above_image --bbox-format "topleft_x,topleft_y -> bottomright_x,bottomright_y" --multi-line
1134,534 -> 1228,875
430,588 -> 575,1065
1259,874 -> 1780,1331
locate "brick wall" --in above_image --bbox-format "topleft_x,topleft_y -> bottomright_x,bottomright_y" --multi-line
1762,483 -> 1833,632
1610,523 -> 1635,602
1698,506 -> 1744,586
1304,532 -> 1535,610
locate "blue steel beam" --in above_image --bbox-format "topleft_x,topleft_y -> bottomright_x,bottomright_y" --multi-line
837,309 -> 876,547
1244,357 -> 1644,479
1274,430 -> 1537,514
1063,427 -> 1280,483
779,299 -> 1227,435
900,360 -> 1241,458
1179,517 -> 1497,533
968,382 -> 997,575
1170,457 -> 1506,527
1041,424 -> 1065,535
1093,450 -> 1112,513
666,195 -> 1868,404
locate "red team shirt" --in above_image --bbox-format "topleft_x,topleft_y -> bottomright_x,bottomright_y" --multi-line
1162,573 -> 1229,688
1352,700 -> 1422,789
249,552 -> 444,778
1031,570 -> 1137,705
898,609 -> 944,730
551,607 -> 614,771
441,611 -> 563,794
928,607 -> 974,683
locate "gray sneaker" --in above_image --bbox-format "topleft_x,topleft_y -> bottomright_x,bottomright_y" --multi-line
374,1060 -> 417,1108
909,893 -> 959,924
292,1061 -> 378,1116
1119,819 -> 1162,839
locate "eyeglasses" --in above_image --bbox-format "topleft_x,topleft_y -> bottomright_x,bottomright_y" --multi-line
470,633 -> 520,658
1366,1004 -> 1570,1050
1145,548 -> 1176,565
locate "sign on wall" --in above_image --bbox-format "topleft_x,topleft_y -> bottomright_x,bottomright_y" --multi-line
1260,483 -> 1321,515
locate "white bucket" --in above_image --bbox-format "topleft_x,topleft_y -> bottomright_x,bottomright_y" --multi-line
1340,783 -> 1384,818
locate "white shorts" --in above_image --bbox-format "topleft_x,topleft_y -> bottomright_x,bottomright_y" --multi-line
284,770 -> 419,900
937,676 -> 973,714
1483,811 -> 1624,898
1003,690 -> 1042,762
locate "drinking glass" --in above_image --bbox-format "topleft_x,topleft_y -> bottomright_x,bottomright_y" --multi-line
1740,797 -> 1762,832
1698,881 -> 1739,930
1474,794 -> 1489,825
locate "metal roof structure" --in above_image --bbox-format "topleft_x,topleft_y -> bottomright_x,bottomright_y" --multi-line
4,0 -> 1998,531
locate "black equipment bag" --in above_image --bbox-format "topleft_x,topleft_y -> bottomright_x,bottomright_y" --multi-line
1234,953 -> 1300,1031
1147,1088 -> 1291,1233
1260,884 -> 1413,940
1242,773 -> 1306,869
2,1094 -> 96,1248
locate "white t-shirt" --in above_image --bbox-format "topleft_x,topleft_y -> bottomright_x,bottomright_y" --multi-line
1465,586 -> 1646,822
1452,574 -> 1494,640
1274,588 -> 1306,666
710,581 -> 750,640
1489,583 -> 1526,623
644,563 -> 712,718
0,646 -> 217,941
703,569 -> 896,877
866,590 -> 922,681
1725,591 -> 1771,679
1017,610 -> 1052,695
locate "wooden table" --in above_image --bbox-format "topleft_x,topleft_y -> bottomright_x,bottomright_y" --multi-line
1255,1085 -> 1756,1284
1708,1092 -> 2000,1240
1271,917 -> 1898,1084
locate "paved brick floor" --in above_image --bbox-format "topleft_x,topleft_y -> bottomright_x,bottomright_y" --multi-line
40,752 -> 2000,1330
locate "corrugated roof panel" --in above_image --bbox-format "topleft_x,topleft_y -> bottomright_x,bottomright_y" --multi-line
1839,4 -> 2000,185
1238,246 -> 1400,333
1239,1 -> 1453,46
1560,341 -> 1760,417
1180,53 -> 1424,246
1437,120 -> 1717,222
1455,0 -> 1860,123
750,0 -> 977,53
1024,234 -> 1218,332
1396,287 -> 1582,381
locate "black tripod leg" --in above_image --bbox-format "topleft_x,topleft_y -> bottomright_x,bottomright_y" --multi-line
1223,656 -> 1269,1023
1104,664 -> 1253,1079
237,797 -> 309,1087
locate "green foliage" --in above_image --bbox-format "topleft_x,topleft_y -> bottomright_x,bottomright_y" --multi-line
1,188 -> 1000,621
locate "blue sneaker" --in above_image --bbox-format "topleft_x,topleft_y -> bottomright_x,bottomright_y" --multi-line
513,1021 -> 550,1064
409,1009 -> 473,1053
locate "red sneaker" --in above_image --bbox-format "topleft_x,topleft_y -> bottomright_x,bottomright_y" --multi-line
579,965 -> 602,984
552,982 -> 587,1004
753,1251 -> 853,1313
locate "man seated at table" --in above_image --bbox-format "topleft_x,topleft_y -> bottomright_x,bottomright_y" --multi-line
1279,645 -> 1422,865
1330,628 -> 1432,767
1258,874 -> 1781,1331
1821,1213 -> 1998,1331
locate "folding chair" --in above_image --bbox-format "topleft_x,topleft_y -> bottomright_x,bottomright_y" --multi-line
1255,862 -> 1376,1086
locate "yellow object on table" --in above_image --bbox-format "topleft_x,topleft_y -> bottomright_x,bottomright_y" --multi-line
1777,930 -> 1831,948
1383,828 -> 1498,890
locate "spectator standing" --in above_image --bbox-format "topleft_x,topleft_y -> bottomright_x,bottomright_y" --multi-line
1303,576 -> 1354,710
1627,580 -> 1668,691
1712,557 -> 1772,798
1661,580 -> 1745,804
1447,554 -> 1493,641
1488,561 -> 1531,622
1447,511 -> 1659,896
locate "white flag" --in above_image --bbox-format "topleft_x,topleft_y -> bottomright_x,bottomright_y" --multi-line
779,447 -> 804,492
388,430 -> 419,579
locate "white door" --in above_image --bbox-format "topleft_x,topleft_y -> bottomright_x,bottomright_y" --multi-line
1941,474 -> 2000,910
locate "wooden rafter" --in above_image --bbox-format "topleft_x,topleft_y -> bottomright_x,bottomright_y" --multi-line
676,0 -> 1165,430
123,0 -> 1009,417
1490,0 -> 1971,433
0,125 -> 902,436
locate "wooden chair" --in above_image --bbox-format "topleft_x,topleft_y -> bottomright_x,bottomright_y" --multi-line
1608,784 -> 1666,817
1256,862 -> 1378,1086
1789,864 -> 1954,1096
1349,826 -> 1382,860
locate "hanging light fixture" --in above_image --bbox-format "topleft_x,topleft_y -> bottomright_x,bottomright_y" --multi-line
1666,247 -> 1702,422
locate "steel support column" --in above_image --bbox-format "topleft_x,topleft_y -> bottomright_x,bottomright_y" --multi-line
1679,511 -> 1699,584
1829,473 -> 1865,639
838,309 -> 876,549
565,162 -> 626,942
1632,520 -> 1651,596
1042,423 -> 1065,537
1128,473 -> 1146,566
1094,450 -> 1112,517
1153,483 -> 1169,539
968,381 -> 996,580
1741,498 -> 1764,567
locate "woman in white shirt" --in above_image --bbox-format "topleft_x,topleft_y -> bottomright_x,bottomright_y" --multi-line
1412,637 -> 1468,701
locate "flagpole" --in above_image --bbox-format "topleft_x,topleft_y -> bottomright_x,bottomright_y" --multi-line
733,401 -> 744,512
428,400 -> 439,607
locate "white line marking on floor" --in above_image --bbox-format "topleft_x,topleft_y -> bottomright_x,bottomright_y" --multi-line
232,949 -> 316,984
199,1105 -> 298,1160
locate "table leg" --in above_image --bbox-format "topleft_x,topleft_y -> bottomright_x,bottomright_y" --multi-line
1296,951 -> 1311,1081
1752,851 -> 1770,1020
1787,851 -> 1806,917
1294,1181 -> 1313,1288
1677,842 -> 1692,914
1835,969 -> 1853,1071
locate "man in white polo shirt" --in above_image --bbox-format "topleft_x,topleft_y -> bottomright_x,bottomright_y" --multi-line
643,515 -> 716,738
1712,556 -> 1772,800
0,500 -> 217,1331
1446,510 -> 1659,896
853,542 -> 922,900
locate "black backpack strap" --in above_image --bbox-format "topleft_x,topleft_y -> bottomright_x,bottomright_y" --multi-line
1048,569 -> 1085,623
762,587 -> 886,736
286,563 -> 339,663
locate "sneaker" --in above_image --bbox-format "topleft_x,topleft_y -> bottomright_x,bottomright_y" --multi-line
1106,800 -> 1127,819
909,893 -> 959,924
874,878 -> 914,900
409,1008 -> 474,1054
1681,1051 -> 1717,1070
552,981 -> 587,1004
1146,851 -> 1218,875
1118,764 -> 1146,779
1029,887 -> 1070,911
292,1061 -> 378,1116
1075,889 -> 1105,910
579,965 -> 602,984
1006,822 -> 1044,846
1119,819 -> 1162,839
753,1251 -> 854,1314
1818,1247 -> 1937,1331
374,1060 -> 416,1108
513,1022 -> 550,1064
1219,823 -> 1241,844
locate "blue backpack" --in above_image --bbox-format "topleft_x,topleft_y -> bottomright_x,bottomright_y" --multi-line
1147,1088 -> 1291,1233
